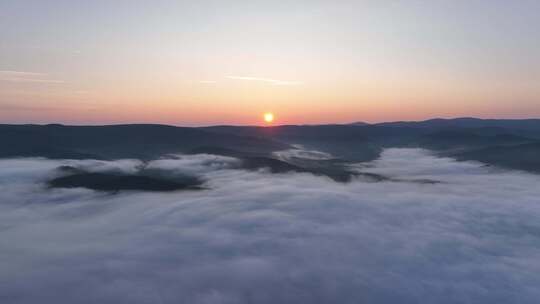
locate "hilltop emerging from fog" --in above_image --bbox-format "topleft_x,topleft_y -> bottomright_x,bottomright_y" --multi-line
1,117 -> 540,177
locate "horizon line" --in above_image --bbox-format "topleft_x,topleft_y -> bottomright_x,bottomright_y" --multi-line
2,116 -> 540,128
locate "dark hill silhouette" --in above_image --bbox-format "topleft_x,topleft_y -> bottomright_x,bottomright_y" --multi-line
0,124 -> 288,160
203,124 -> 418,162
375,117 -> 540,138
2,118 -> 540,175
49,172 -> 204,192
410,130 -> 534,151
450,142 -> 540,173
187,146 -> 373,182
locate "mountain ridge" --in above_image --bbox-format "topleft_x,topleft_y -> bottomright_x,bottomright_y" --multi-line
2,117 -> 540,174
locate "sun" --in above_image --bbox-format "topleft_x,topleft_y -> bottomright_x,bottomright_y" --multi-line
263,112 -> 274,123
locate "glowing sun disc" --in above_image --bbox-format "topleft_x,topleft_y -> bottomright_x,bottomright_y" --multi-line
264,112 -> 274,123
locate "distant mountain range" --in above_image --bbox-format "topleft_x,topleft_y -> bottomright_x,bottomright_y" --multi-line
0,124 -> 287,160
375,117 -> 540,131
1,117 -> 540,175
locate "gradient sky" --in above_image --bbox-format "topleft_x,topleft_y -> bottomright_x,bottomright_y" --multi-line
1,0 -> 539,125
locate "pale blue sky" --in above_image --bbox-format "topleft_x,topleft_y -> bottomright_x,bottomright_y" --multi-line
1,0 -> 539,125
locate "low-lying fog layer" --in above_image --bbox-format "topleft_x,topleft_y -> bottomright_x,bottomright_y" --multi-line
1,149 -> 539,304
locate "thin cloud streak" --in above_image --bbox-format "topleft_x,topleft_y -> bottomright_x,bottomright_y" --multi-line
227,76 -> 304,86
0,70 -> 65,84
1,78 -> 66,84
0,70 -> 46,76
0,104 -> 60,112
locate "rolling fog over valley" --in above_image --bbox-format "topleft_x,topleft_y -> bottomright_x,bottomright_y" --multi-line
1,147 -> 540,303
3,1 -> 540,302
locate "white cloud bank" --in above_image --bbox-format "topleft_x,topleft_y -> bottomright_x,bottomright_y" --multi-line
0,149 -> 540,303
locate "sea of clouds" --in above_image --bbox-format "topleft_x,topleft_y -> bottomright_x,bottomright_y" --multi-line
1,148 -> 539,304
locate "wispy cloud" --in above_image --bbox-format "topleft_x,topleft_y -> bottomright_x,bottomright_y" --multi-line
29,46 -> 83,56
0,70 -> 46,77
0,70 -> 65,84
2,78 -> 66,84
227,75 -> 304,86
0,103 -> 59,112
